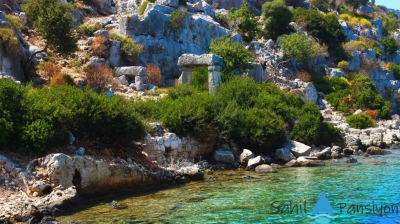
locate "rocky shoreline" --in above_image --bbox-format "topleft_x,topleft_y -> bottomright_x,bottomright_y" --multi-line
1,118 -> 398,223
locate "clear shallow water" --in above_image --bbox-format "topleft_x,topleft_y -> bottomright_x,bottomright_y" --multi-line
57,149 -> 400,223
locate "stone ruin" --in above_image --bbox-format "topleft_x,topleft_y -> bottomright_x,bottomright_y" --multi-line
114,66 -> 147,91
177,54 -> 223,93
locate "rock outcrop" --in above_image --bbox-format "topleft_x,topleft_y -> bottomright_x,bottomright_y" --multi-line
119,4 -> 241,80
142,123 -> 214,165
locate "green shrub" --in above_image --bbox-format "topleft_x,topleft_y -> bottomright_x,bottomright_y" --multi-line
292,8 -> 347,61
138,0 -> 149,16
5,14 -> 27,33
312,75 -> 334,94
227,0 -> 260,43
391,63 -> 400,80
262,0 -> 293,40
373,46 -> 382,58
139,76 -> 340,152
0,27 -> 20,56
325,75 -> 391,117
167,83 -> 196,99
77,24 -> 100,37
345,113 -> 376,129
337,60 -> 349,70
170,7 -> 189,31
382,36 -> 398,56
209,36 -> 255,74
110,33 -> 143,61
0,79 -> 26,150
279,33 -> 324,65
192,67 -> 209,92
22,85 -> 146,154
344,40 -> 368,54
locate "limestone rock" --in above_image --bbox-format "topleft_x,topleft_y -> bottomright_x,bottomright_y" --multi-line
114,66 -> 146,77
349,52 -> 361,71
239,149 -> 254,166
254,164 -> 276,173
247,156 -> 264,168
290,141 -> 312,158
275,145 -> 296,162
314,147 -> 332,160
177,54 -> 223,67
213,150 -> 235,164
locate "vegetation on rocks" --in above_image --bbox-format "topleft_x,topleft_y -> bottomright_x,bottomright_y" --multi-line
262,0 -> 293,40
345,113 -> 376,129
134,76 -> 340,152
279,33 -> 327,65
22,0 -> 77,56
209,36 -> 255,76
0,79 -> 146,154
325,75 -> 391,117
226,0 -> 260,43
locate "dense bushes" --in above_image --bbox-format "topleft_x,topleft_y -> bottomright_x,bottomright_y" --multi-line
135,76 -> 341,152
382,36 -> 398,56
292,8 -> 347,61
0,79 -> 26,150
209,36 -> 255,75
0,80 -> 146,154
325,75 -> 391,117
345,113 -> 376,129
279,33 -> 326,65
262,0 -> 293,40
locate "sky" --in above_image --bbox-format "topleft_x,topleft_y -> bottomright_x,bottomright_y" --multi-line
374,0 -> 400,10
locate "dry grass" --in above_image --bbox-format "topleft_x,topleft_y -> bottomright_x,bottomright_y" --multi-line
296,70 -> 312,82
84,65 -> 119,92
37,62 -> 62,80
91,36 -> 110,58
50,73 -> 75,87
146,63 -> 162,86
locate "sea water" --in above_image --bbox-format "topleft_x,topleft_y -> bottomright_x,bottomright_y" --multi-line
57,149 -> 400,223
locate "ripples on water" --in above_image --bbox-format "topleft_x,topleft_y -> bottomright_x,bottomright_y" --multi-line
57,149 -> 400,223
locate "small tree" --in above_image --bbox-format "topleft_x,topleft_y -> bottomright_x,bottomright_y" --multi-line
279,33 -> 325,66
209,36 -> 255,75
227,0 -> 260,43
22,0 -> 77,71
261,0 -> 293,40
382,36 -> 398,56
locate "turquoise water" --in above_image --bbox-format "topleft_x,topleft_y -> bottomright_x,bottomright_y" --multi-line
57,149 -> 400,223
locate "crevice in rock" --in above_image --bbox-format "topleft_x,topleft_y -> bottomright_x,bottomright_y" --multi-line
72,169 -> 83,195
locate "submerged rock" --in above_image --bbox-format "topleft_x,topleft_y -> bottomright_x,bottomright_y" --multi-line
254,164 -> 276,173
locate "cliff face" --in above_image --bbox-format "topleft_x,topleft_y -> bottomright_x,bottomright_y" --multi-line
119,2 -> 241,81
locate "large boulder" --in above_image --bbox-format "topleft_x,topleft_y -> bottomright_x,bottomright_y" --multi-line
290,141 -> 312,158
275,146 -> 296,162
213,150 -> 235,164
239,149 -> 254,166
